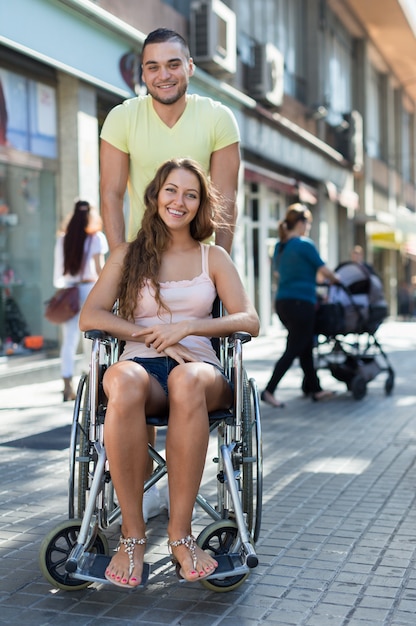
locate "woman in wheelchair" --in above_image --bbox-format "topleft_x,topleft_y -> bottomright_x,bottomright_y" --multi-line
80,158 -> 259,589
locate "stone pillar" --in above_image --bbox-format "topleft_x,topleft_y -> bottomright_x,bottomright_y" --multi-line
77,85 -> 99,208
56,72 -> 79,220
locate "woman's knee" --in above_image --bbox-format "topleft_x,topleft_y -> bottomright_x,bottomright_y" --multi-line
104,362 -> 149,406
167,365 -> 206,403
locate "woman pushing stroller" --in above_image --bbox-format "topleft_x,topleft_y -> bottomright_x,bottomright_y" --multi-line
261,203 -> 340,408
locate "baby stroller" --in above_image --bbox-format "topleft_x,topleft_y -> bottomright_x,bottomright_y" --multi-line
314,262 -> 395,400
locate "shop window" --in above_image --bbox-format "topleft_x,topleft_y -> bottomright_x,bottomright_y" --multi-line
323,17 -> 353,127
0,164 -> 56,354
367,67 -> 386,160
0,68 -> 57,158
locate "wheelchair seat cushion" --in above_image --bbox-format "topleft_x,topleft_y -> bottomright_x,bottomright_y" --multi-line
146,408 -> 233,427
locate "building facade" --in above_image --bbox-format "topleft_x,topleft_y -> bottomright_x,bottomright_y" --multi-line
1,0 -> 415,354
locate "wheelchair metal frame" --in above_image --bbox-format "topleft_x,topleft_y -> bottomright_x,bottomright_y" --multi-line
40,327 -> 263,593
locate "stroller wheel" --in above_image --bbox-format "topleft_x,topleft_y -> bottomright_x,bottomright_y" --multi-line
385,371 -> 395,396
351,375 -> 367,400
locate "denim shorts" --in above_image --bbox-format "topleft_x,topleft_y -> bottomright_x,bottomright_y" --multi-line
129,356 -> 232,397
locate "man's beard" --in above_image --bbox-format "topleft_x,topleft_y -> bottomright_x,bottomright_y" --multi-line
147,82 -> 187,105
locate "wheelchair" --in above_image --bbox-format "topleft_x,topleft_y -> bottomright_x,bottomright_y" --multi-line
39,314 -> 263,593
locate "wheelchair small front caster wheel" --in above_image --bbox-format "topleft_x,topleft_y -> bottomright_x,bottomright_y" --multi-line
39,520 -> 108,590
196,520 -> 250,592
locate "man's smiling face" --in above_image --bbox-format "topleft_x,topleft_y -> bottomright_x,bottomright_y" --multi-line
141,40 -> 194,106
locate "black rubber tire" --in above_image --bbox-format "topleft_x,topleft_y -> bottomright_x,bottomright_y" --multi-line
351,375 -> 367,400
77,376 -> 90,516
68,374 -> 90,519
39,520 -> 108,591
197,520 -> 250,592
385,371 -> 395,396
241,375 -> 263,543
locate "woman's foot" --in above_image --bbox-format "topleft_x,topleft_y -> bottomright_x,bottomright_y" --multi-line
168,534 -> 218,582
260,390 -> 285,408
105,536 -> 146,588
312,390 -> 336,402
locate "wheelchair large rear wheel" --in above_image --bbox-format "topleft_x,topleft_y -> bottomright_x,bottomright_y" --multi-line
39,520 -> 108,591
68,374 -> 90,519
242,375 -> 263,542
197,520 -> 250,592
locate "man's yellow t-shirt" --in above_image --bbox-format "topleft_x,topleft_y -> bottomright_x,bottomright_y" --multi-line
100,93 -> 240,241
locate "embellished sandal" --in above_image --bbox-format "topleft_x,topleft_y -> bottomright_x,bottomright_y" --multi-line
168,534 -> 216,581
105,535 -> 147,588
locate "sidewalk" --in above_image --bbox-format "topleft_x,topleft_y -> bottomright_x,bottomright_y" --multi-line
0,352 -> 83,390
0,320 -> 415,625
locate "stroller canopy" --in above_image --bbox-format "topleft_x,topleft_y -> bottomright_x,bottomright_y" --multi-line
327,262 -> 388,334
335,262 -> 386,308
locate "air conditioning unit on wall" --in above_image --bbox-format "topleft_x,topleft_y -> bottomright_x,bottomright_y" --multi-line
246,43 -> 284,107
190,0 -> 237,75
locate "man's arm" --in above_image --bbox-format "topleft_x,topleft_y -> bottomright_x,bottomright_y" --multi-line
210,142 -> 240,254
100,140 -> 129,251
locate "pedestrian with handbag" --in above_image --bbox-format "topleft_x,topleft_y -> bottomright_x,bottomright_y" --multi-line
52,200 -> 108,401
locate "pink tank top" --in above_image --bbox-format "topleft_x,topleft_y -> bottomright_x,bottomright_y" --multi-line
120,243 -> 220,366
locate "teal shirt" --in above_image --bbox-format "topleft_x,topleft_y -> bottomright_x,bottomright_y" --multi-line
273,237 -> 325,304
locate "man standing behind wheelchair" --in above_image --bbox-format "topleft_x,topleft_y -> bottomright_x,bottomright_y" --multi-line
80,158 -> 259,588
100,27 -> 241,525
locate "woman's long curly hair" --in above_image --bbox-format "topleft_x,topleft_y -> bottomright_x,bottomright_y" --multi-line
119,158 -> 224,321
63,200 -> 91,275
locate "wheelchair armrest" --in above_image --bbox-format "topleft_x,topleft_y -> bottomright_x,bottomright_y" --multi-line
228,331 -> 252,345
84,328 -> 252,347
84,329 -> 113,342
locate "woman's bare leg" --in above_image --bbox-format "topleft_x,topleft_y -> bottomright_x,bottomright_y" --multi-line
103,361 -> 166,587
166,363 -> 232,581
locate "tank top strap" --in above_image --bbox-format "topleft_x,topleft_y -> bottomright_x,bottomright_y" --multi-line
200,242 -> 210,276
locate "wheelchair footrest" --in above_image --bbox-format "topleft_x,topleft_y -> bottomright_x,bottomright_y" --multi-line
70,552 -> 150,588
180,553 -> 250,582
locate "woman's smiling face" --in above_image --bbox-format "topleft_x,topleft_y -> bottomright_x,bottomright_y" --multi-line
158,168 -> 201,229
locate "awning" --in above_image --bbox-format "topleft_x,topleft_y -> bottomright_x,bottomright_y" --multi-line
338,189 -> 359,211
403,237 -> 416,260
244,165 -> 296,195
325,182 -> 359,211
298,182 -> 318,205
244,164 -> 318,203
368,212 -> 416,255
369,231 -> 402,250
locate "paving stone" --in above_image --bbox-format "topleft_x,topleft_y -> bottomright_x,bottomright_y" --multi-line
0,321 -> 415,625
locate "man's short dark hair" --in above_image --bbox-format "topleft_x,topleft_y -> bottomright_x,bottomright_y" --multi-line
142,28 -> 190,59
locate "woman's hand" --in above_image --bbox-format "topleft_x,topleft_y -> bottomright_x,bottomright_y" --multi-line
132,321 -> 189,352
162,343 -> 197,364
